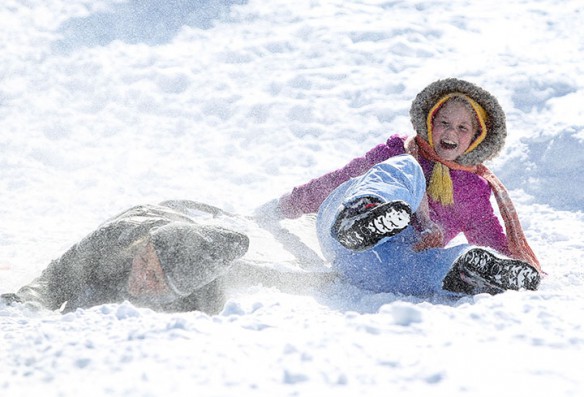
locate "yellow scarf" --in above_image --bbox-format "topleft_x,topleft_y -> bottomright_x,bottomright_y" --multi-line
425,93 -> 488,205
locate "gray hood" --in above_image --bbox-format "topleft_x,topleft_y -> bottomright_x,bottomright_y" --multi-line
151,222 -> 249,297
409,78 -> 507,166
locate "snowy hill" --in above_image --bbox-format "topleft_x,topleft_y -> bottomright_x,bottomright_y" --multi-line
1,1 -> 583,396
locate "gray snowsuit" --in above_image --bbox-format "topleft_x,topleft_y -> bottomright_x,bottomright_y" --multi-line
9,202 -> 248,314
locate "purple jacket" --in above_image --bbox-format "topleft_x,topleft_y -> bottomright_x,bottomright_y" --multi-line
279,135 -> 510,255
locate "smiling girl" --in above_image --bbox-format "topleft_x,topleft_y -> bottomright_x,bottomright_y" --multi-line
267,78 -> 542,296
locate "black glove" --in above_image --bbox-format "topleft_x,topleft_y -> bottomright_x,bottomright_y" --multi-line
1,293 -> 22,305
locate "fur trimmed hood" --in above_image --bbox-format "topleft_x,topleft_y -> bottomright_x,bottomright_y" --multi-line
409,78 -> 507,166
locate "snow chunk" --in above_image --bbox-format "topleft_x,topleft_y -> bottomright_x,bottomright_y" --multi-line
381,302 -> 423,326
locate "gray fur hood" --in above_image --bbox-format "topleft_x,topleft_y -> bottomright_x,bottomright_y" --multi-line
409,78 -> 507,166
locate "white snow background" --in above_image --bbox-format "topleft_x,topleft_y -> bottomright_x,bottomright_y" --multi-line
2,0 -> 584,396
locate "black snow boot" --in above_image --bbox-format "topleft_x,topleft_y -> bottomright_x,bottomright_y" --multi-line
443,248 -> 540,294
331,196 -> 411,251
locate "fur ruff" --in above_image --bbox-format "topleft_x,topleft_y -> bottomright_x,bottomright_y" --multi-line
409,78 -> 507,166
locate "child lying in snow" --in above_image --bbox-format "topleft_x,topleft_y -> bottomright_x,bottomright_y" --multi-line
1,202 -> 249,313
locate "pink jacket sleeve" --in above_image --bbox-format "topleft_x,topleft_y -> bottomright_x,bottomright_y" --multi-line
279,135 -> 407,218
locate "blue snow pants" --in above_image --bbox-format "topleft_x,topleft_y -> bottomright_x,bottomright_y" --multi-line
316,154 -> 470,295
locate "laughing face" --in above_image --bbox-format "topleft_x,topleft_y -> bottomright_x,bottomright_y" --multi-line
431,99 -> 478,161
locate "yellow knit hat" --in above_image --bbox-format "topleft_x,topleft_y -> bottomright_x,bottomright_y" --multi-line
424,93 -> 489,205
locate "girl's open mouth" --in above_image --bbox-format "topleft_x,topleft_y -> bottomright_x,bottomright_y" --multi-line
440,139 -> 458,150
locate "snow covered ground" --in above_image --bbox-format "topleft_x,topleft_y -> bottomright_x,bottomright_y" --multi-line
1,0 -> 584,395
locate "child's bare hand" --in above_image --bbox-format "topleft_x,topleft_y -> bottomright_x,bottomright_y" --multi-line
413,223 -> 444,251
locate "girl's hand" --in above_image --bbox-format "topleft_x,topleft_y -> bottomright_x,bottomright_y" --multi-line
254,198 -> 284,225
413,222 -> 444,251
412,194 -> 443,251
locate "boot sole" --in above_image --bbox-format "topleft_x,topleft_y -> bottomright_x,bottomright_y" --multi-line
334,200 -> 411,251
457,248 -> 540,291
